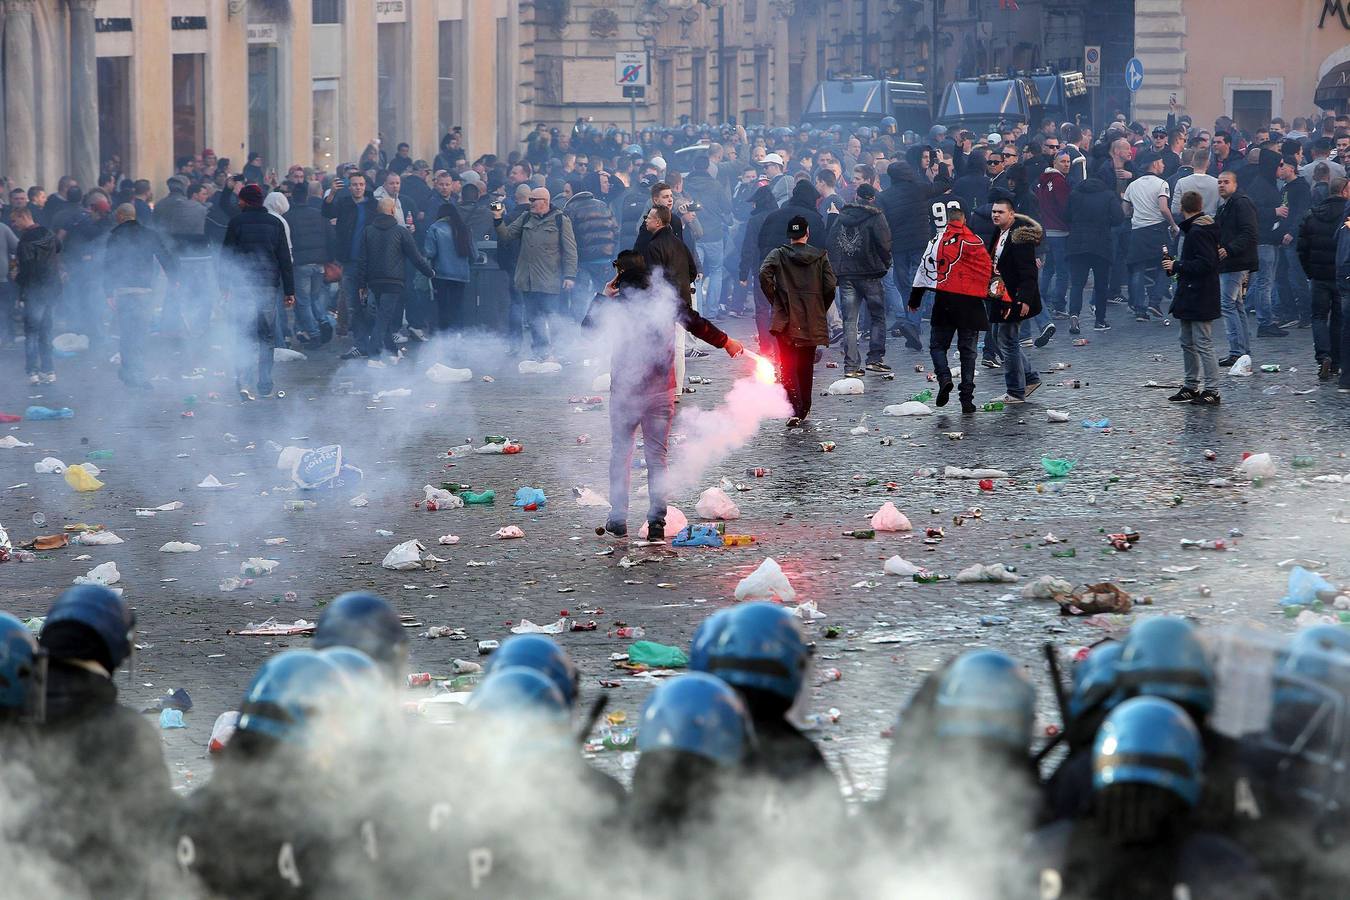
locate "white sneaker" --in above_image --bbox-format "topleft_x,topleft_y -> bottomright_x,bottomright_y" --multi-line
41,373 -> 56,384
1019,338 -> 1034,348
392,331 -> 410,344
27,374 -> 40,385
408,328 -> 428,342
992,393 -> 1025,405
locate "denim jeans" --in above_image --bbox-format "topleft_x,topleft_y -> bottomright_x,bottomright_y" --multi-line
1039,234 -> 1069,311
837,277 -> 886,368
573,261 -> 612,322
752,282 -> 775,356
0,281 -> 17,342
1339,283 -> 1350,386
232,290 -> 277,393
1218,270 -> 1250,357
341,270 -> 367,346
1179,319 -> 1219,391
1128,262 -> 1164,316
114,288 -> 153,386
22,287 -> 54,374
1069,255 -> 1110,325
293,263 -> 329,337
696,237 -> 726,316
1247,245 -> 1278,327
370,290 -> 404,358
995,320 -> 1039,398
507,286 -> 525,350
520,291 -> 557,357
607,391 -> 674,531
930,326 -> 980,402
893,248 -> 927,339
1276,242 -> 1311,324
1310,279 -> 1339,365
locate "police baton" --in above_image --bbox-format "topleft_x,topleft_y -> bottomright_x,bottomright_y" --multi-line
576,692 -> 609,745
1034,642 -> 1071,769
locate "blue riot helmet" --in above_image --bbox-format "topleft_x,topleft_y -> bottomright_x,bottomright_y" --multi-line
689,603 -> 810,709
934,649 -> 1036,752
467,666 -> 570,727
313,592 -> 409,681
1068,641 -> 1125,721
880,116 -> 898,134
1282,625 -> 1350,684
40,584 -> 135,672
0,613 -> 45,722
637,673 -> 754,767
237,650 -> 349,746
1117,617 -> 1215,717
1094,696 -> 1204,808
318,646 -> 384,694
624,144 -> 645,158
485,635 -> 579,707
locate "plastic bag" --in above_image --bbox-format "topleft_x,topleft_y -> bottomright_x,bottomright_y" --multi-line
1281,566 -> 1336,607
695,487 -> 741,520
240,558 -> 280,576
1046,409 -> 1070,423
64,465 -> 104,492
1040,457 -> 1075,477
24,406 -> 74,420
209,711 -> 239,754
955,563 -> 1020,583
293,445 -> 362,491
791,600 -> 826,621
423,485 -> 465,509
671,524 -> 724,548
73,531 -> 123,546
381,540 -> 426,570
197,474 -> 238,489
627,641 -> 689,669
494,526 -> 525,539
512,487 -> 548,508
573,487 -> 611,508
870,501 -> 913,532
944,466 -> 1009,479
734,557 -> 797,603
592,373 -> 611,393
883,401 -> 932,416
372,388 -> 412,402
74,561 -> 121,586
34,457 -> 66,474
159,542 -> 201,553
1237,453 -> 1277,480
826,377 -> 865,395
518,360 -> 562,375
0,436 -> 33,449
884,555 -> 920,577
460,490 -> 496,505
1228,354 -> 1253,377
426,363 -> 473,384
273,347 -> 307,362
640,507 -> 688,539
510,617 -> 568,635
1022,575 -> 1074,600
51,333 -> 89,353
159,709 -> 186,729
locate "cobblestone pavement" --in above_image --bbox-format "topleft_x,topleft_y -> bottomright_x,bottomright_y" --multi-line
2,308 -> 1347,795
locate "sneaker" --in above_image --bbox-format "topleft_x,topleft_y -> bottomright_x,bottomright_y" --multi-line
392,331 -> 410,344
1024,381 -> 1041,398
1279,319 -> 1301,330
367,358 -> 388,369
1168,388 -> 1200,402
1217,355 -> 1240,367
1256,324 -> 1289,337
1190,390 -> 1222,405
1135,314 -> 1149,322
866,362 -> 892,373
1147,306 -> 1165,319
1020,338 -> 1035,348
1108,295 -> 1128,305
238,389 -> 256,402
646,523 -> 666,543
845,369 -> 866,378
1068,316 -> 1080,336
936,381 -> 953,407
339,348 -> 366,360
786,416 -> 802,428
1339,386 -> 1350,393
41,373 -> 55,384
27,373 -> 40,385
600,521 -> 627,538
408,327 -> 429,342
981,357 -> 1002,369
1034,322 -> 1056,347
1093,322 -> 1112,332
1320,358 -> 1334,381
685,348 -> 710,359
961,399 -> 977,414
992,393 -> 1025,405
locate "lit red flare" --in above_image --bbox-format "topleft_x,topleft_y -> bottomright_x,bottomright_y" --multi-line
743,350 -> 777,384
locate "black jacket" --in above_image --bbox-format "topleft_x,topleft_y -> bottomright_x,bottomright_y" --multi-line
739,186 -> 781,281
762,180 -> 827,253
15,224 -> 61,290
352,213 -> 434,293
323,192 -> 379,263
826,201 -> 892,279
1066,178 -> 1126,260
1246,150 -> 1283,246
1276,174 -> 1312,243
457,199 -> 497,245
563,192 -> 619,263
204,188 -> 239,246
952,171 -> 992,213
682,171 -> 734,243
879,162 -> 950,252
220,205 -> 296,295
986,214 -> 1043,322
1169,213 -> 1221,321
1214,192 -> 1260,273
103,219 -> 178,294
642,225 -> 699,305
1297,194 -> 1345,282
284,202 -> 336,267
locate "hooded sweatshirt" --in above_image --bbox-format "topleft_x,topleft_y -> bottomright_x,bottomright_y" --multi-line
1245,149 -> 1284,246
263,191 -> 293,256
739,185 -> 782,282
1034,168 -> 1070,235
758,241 -> 837,346
762,180 -> 827,253
827,200 -> 892,278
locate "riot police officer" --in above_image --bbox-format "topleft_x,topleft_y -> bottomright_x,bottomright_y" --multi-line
312,591 -> 410,683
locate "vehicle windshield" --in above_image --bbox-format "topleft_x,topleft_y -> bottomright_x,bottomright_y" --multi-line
804,81 -> 885,117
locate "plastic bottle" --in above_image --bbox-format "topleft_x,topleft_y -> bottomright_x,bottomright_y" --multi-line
722,534 -> 755,547
910,389 -> 933,403
982,400 -> 1005,411
1051,548 -> 1077,558
842,529 -> 875,539
611,626 -> 646,639
1260,364 -> 1281,373
284,500 -> 316,511
484,435 -> 509,444
85,450 -> 114,460
446,444 -> 474,458
1180,538 -> 1228,551
1292,456 -> 1316,468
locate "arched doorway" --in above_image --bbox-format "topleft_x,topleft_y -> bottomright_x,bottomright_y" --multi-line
1316,62 -> 1350,114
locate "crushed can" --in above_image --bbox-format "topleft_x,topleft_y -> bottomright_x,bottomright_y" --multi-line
477,640 -> 499,656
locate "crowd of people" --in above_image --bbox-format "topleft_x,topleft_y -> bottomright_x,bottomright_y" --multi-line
4,107 -> 1349,407
1,582 -> 1344,897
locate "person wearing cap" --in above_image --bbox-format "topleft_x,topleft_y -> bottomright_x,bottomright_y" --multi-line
909,199 -> 991,414
103,202 -> 178,390
760,215 -> 837,427
219,183 -> 296,400
1122,152 -> 1177,322
762,153 -> 792,206
494,186 -> 577,361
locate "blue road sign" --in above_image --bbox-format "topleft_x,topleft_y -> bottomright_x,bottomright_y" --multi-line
1126,57 -> 1145,93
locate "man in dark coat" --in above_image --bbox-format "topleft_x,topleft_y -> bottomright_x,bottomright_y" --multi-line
985,198 -> 1043,403
1213,170 -> 1259,364
1274,154 -> 1313,328
760,216 -> 837,426
11,205 -> 61,384
351,196 -> 435,363
1298,175 -> 1349,380
1244,148 -> 1286,337
324,172 -> 378,348
103,203 -> 179,389
827,182 -> 891,376
1163,191 -> 1222,404
738,185 -> 783,356
1066,177 -> 1126,332
284,181 -> 336,343
220,183 -> 295,400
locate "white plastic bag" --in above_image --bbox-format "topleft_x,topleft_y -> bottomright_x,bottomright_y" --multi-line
494,526 -> 525,540
791,600 -> 826,620
944,466 -> 1010,479
955,563 -> 1020,583
518,360 -> 562,375
52,333 -> 89,353
1022,575 -> 1074,600
208,711 -> 239,753
423,485 -> 465,509
1046,409 -> 1070,423
826,377 -> 865,395
1236,453 -> 1277,480
240,558 -> 280,576
1228,354 -> 1253,376
640,506 -> 688,538
197,474 -> 238,489
883,401 -> 932,417
34,457 -> 66,474
74,561 -> 121,586
273,347 -> 307,362
158,542 -> 201,553
573,487 -> 611,508
695,487 -> 741,520
592,373 -> 611,392
372,388 -> 412,402
510,617 -> 568,635
381,540 -> 426,570
870,501 -> 913,532
438,534 -> 461,545
734,557 -> 797,603
426,363 -> 473,384
0,436 -> 33,449
883,555 -> 920,577
73,531 -> 124,546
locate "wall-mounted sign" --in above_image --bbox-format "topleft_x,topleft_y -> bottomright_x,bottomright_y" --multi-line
1321,0 -> 1350,28
247,22 -> 277,44
376,0 -> 407,24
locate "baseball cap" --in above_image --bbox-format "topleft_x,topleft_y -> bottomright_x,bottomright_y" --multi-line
459,170 -> 483,187
762,153 -> 785,167
1151,126 -> 1168,137
786,215 -> 809,238
986,133 -> 1002,145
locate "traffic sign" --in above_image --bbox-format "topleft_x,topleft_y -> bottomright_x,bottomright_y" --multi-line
1125,56 -> 1145,93
1084,45 -> 1101,88
622,85 -> 646,99
615,52 -> 649,86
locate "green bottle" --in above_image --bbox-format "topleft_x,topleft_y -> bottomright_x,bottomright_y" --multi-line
982,400 -> 1005,411
1292,456 -> 1316,468
459,490 -> 496,505
842,529 -> 875,539
440,482 -> 472,492
913,570 -> 949,584
1051,548 -> 1077,558
483,435 -> 508,444
85,450 -> 114,460
910,389 -> 933,403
